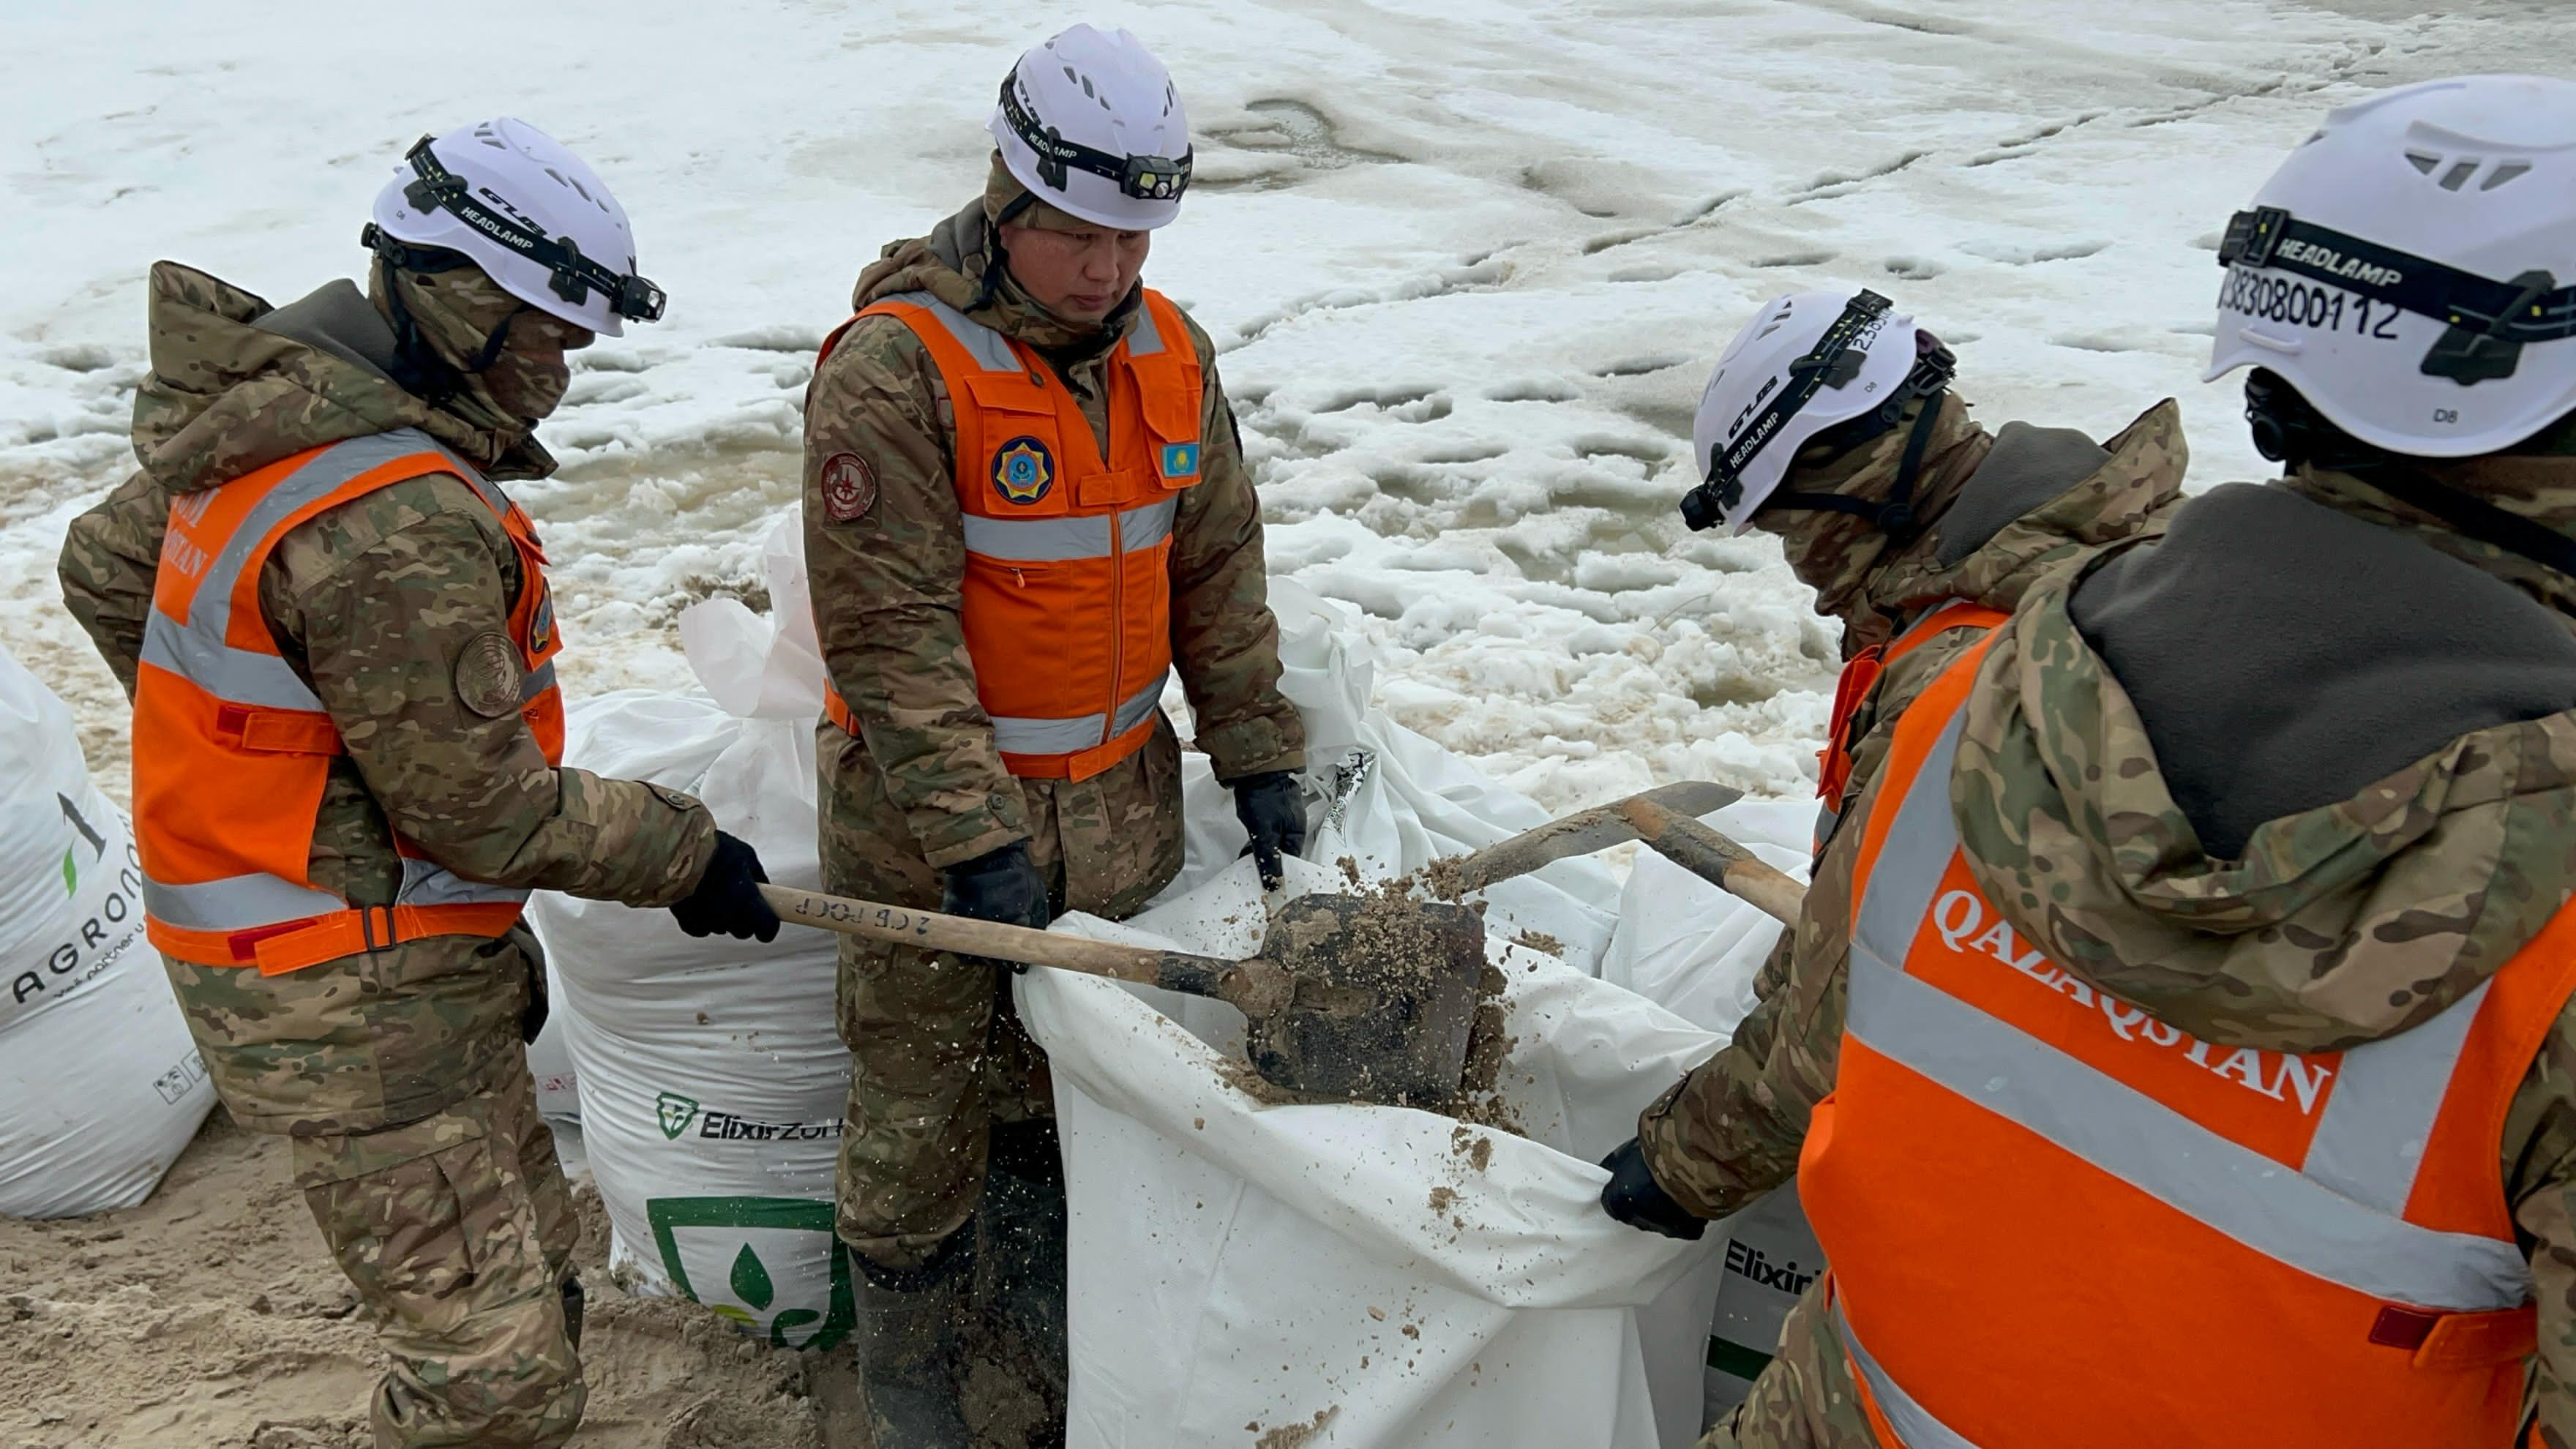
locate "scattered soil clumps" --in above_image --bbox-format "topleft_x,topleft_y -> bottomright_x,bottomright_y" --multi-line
1251,1406 -> 1342,1447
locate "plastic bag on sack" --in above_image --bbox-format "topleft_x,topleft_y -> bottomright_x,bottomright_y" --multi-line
527,515 -> 853,1348
0,645 -> 214,1217
1022,854 -> 1729,1448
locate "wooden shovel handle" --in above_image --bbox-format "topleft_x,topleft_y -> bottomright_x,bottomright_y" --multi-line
755,883 -> 1291,1016
1617,798 -> 1809,926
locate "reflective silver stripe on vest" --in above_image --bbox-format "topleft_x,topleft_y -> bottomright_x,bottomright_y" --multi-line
146,430 -> 536,932
991,670 -> 1166,757
960,498 -> 1178,562
143,430 -> 438,709
1848,710 -> 2531,1314
879,290 -> 1021,374
1128,300 -> 1166,358
1833,1303 -> 1982,1449
522,660 -> 558,703
2301,980 -> 2485,1216
142,872 -> 350,931
140,610 -> 323,711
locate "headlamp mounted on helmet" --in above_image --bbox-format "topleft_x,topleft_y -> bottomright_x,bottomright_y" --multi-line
394,135 -> 666,324
2219,205 -> 2576,385
999,73 -> 1193,204
1678,291 -> 1956,534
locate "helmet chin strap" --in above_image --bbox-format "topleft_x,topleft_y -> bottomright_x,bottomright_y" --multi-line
364,233 -> 521,407
1757,389 -> 1950,542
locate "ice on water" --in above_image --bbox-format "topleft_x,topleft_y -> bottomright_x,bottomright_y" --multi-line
2,0 -> 2559,807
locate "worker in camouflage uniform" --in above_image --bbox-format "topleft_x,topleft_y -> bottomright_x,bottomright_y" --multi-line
801,26 -> 1305,1447
1620,76 -> 2576,1447
57,120 -> 779,1449
1594,287 -> 2184,1418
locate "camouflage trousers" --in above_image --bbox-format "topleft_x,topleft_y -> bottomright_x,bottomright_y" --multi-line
1698,1281 -> 1876,1449
290,1066 -> 583,1448
820,716 -> 1184,1265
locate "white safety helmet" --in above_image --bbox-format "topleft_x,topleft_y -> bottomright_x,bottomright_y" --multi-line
989,25 -> 1192,231
1680,290 -> 1953,534
367,116 -> 664,337
2207,75 -> 2576,458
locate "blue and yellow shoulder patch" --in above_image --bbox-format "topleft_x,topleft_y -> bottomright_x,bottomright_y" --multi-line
1158,441 -> 1201,480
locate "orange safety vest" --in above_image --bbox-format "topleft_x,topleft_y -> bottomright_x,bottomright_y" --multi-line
815,288 -> 1205,782
1812,600 -> 2007,857
1799,633 -> 2561,1448
133,430 -> 566,975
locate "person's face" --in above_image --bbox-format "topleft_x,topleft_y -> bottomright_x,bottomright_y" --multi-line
1000,222 -> 1150,323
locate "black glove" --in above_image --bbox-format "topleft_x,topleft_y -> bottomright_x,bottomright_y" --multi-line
1599,1137 -> 1707,1240
941,841 -> 1052,955
671,831 -> 781,942
1227,770 -> 1307,891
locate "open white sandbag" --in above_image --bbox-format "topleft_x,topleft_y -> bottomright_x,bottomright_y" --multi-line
1599,798 -> 1813,1041
1024,854 -> 1729,1449
1598,797 -> 1820,1431
0,645 -> 214,1218
528,517 -> 854,1348
1167,581 -> 1625,974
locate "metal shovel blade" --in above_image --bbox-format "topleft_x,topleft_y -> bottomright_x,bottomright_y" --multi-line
1243,891 -> 1489,1105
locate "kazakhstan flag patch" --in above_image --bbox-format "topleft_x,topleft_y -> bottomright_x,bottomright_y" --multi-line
1159,441 -> 1201,479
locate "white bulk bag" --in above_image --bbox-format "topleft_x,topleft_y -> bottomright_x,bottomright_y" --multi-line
528,518 -> 853,1348
0,645 -> 214,1217
1025,855 -> 1728,1448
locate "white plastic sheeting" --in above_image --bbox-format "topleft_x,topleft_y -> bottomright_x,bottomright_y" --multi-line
0,645 -> 213,1217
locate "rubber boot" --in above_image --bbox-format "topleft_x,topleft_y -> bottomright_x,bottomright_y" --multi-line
967,1121 -> 1070,1448
855,1235 -> 973,1448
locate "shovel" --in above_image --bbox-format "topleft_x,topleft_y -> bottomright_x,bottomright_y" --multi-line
757,883 -> 1487,1106
1443,783 -> 1808,925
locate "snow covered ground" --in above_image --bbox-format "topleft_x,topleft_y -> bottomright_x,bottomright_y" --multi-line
6,0 -> 2568,809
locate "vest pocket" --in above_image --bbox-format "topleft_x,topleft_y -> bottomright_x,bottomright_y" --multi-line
960,556 -> 1112,723
1136,372 -> 1204,492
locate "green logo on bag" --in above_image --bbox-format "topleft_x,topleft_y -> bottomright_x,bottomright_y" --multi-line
645,1196 -> 858,1351
57,794 -> 106,896
656,1091 -> 700,1140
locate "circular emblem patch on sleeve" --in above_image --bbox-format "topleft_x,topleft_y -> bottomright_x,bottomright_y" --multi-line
820,452 -> 879,523
454,632 -> 526,720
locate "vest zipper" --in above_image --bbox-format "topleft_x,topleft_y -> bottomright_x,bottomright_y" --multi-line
1101,341 -> 1127,750
1105,502 -> 1124,749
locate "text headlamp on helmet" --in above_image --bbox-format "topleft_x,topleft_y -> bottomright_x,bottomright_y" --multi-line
2219,205 -> 2576,384
997,73 -> 1193,204
1679,290 -> 1956,533
397,135 -> 667,324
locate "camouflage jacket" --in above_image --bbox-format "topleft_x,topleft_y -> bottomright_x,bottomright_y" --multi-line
802,195 -> 1303,870
1638,396 -> 2187,1213
57,261 -> 716,1133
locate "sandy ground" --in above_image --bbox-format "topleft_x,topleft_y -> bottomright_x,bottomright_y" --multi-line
0,1113 -> 872,1448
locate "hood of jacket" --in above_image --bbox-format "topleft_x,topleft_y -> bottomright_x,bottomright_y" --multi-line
850,181 -> 1142,362
1950,459 -> 2576,1055
127,261 -> 548,495
1770,397 -> 2188,659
